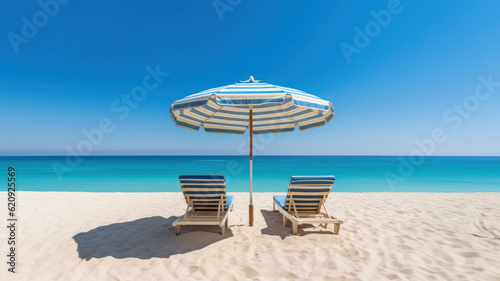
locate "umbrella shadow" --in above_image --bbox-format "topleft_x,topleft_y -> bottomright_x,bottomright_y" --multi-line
260,210 -> 336,238
72,216 -> 233,260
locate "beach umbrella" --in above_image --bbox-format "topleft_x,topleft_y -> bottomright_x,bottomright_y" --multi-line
169,76 -> 335,226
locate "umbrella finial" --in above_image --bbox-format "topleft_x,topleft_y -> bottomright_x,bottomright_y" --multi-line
249,76 -> 254,81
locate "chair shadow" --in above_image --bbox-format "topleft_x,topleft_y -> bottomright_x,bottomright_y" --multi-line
260,209 -> 290,239
260,210 -> 335,238
72,216 -> 233,260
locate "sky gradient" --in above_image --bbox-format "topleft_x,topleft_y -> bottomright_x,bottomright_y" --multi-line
1,0 -> 500,156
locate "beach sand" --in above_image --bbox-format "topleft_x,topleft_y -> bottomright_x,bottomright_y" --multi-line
2,192 -> 500,280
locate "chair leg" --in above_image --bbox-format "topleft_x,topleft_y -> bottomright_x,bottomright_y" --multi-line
324,223 -> 328,229
225,218 -> 229,227
221,224 -> 225,235
333,223 -> 340,235
292,223 -> 298,235
282,215 -> 287,226
175,225 -> 181,236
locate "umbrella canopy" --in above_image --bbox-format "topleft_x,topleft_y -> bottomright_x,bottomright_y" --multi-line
169,77 -> 334,135
169,76 -> 335,226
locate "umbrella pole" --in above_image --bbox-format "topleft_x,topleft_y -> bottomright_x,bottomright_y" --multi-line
249,109 -> 254,226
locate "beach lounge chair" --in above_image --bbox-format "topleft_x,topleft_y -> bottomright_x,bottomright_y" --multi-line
273,176 -> 343,235
173,175 -> 234,235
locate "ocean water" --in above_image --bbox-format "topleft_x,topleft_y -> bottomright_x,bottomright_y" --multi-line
1,156 -> 499,192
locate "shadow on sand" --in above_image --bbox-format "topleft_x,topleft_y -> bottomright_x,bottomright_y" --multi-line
260,209 -> 290,239
73,216 -> 232,260
260,210 -> 335,238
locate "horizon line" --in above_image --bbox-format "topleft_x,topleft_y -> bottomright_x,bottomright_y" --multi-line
1,154 -> 500,157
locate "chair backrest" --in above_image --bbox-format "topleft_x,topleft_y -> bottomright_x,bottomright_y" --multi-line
285,176 -> 335,213
179,175 -> 229,212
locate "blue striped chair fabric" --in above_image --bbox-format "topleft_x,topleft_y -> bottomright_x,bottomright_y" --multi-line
179,175 -> 233,212
274,176 -> 335,213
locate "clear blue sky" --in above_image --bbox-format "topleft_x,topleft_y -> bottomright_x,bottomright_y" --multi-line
1,1 -> 500,156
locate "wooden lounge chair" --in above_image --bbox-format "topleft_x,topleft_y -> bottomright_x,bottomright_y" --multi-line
173,175 -> 234,235
273,176 -> 343,235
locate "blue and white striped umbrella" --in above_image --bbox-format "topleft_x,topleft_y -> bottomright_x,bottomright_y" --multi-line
169,76 -> 335,226
169,77 -> 334,135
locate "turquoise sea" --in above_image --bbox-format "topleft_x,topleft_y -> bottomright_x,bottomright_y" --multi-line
1,156 -> 499,192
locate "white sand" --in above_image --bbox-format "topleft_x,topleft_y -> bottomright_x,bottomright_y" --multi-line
1,192 -> 500,280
